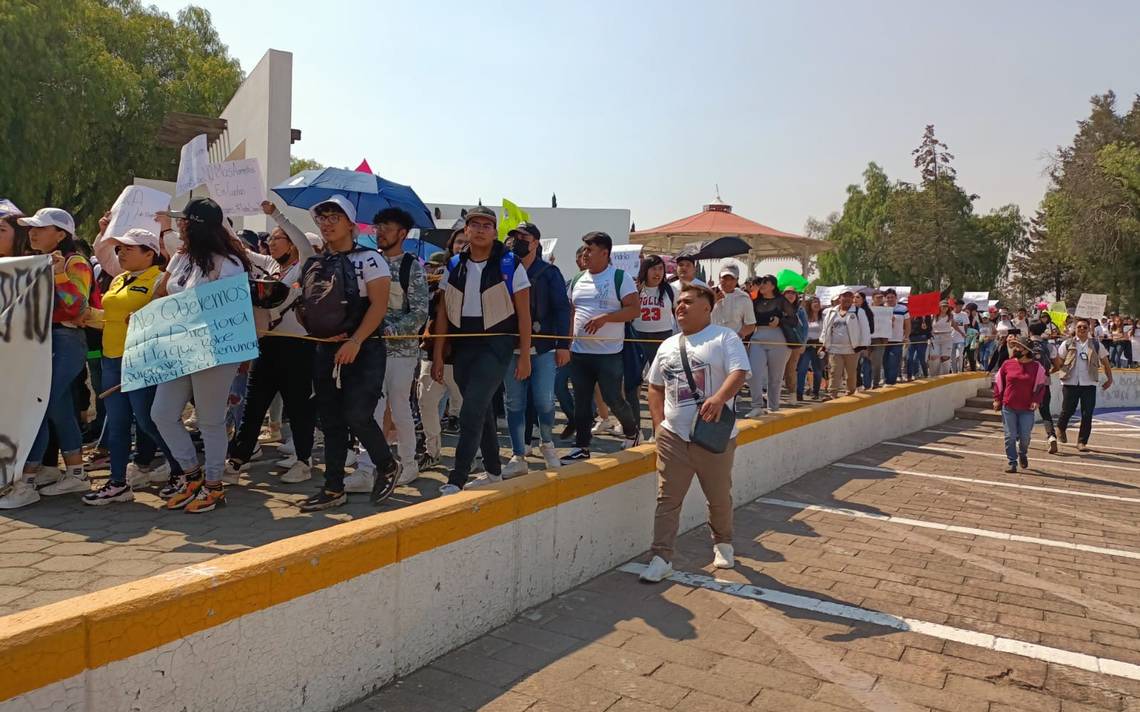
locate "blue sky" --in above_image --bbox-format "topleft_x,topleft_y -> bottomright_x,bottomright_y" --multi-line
151,0 -> 1140,233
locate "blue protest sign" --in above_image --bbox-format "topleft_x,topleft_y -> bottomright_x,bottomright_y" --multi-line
120,274 -> 259,392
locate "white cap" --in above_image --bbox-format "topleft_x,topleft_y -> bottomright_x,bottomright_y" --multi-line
18,207 -> 76,235
0,199 -> 21,218
719,263 -> 740,280
110,228 -> 161,254
309,195 -> 357,224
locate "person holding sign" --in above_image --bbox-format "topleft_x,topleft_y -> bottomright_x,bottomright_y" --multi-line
150,198 -> 253,514
1056,317 -> 1114,452
83,227 -> 180,504
0,209 -> 94,510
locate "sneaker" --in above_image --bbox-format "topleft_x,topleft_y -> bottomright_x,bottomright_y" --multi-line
560,448 -> 591,464
1004,464 -> 1017,474
185,483 -> 226,513
397,464 -> 419,486
1078,442 -> 1089,453
1019,454 -> 1029,469
559,424 -> 576,441
713,543 -> 735,569
343,468 -> 375,494
83,448 -> 111,471
471,455 -> 484,474
745,407 -> 767,418
32,467 -> 62,487
464,472 -> 503,489
640,555 -> 673,583
222,459 -> 246,485
83,481 -> 133,506
279,459 -> 312,484
0,480 -> 40,509
592,416 -> 619,435
277,437 -> 296,457
438,484 -> 462,497
417,453 -> 441,471
441,416 -> 460,435
130,458 -> 171,485
1047,436 -> 1058,455
371,459 -> 400,504
502,455 -> 529,480
1057,429 -> 1067,444
39,467 -> 89,496
159,470 -> 192,499
345,449 -> 358,468
276,455 -> 299,469
621,431 -> 642,449
165,477 -> 203,510
258,423 -> 283,443
299,489 -> 346,512
540,442 -> 562,470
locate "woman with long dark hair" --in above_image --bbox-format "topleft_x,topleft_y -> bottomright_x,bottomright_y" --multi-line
748,274 -> 795,416
632,255 -> 677,365
796,297 -> 826,400
151,198 -> 252,514
0,208 -> 94,509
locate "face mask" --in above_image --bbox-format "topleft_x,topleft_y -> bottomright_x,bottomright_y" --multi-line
510,238 -> 530,258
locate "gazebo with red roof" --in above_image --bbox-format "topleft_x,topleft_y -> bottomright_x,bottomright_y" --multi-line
630,197 -> 831,267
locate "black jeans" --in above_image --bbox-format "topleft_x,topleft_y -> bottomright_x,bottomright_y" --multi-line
449,335 -> 514,486
570,352 -> 638,449
1038,385 -> 1056,439
1058,385 -> 1097,445
313,339 -> 394,492
230,337 -> 317,463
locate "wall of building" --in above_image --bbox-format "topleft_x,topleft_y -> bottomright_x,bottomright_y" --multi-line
0,375 -> 998,712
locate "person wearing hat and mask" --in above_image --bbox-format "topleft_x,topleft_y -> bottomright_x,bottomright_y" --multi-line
670,251 -> 707,287
501,221 -> 570,476
821,288 -> 870,399
0,208 -> 95,509
993,335 -> 1048,473
711,263 -> 755,344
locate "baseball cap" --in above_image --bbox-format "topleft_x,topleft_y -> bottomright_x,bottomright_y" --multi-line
464,205 -> 497,225
18,207 -> 76,235
508,221 -> 541,239
237,229 -> 260,251
0,199 -> 22,218
169,197 -> 224,227
309,194 -> 357,224
426,251 -> 448,268
304,232 -> 323,249
719,264 -> 740,280
675,249 -> 699,264
109,228 -> 161,254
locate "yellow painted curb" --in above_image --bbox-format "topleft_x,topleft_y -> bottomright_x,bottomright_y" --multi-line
0,373 -> 986,702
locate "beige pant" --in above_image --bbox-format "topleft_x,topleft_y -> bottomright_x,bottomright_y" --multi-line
784,345 -> 804,395
652,426 -> 736,561
828,352 -> 859,397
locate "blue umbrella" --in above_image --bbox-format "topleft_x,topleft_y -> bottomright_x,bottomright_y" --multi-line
272,167 -> 435,230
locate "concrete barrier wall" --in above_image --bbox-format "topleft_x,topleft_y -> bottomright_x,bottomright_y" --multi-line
1,374 -> 989,712
1047,368 -> 1140,411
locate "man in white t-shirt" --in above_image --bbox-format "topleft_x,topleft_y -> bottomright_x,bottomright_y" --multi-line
1056,317 -> 1114,452
302,195 -> 398,512
640,282 -> 750,583
711,263 -> 756,342
951,301 -> 970,373
884,288 -> 909,384
670,252 -> 707,288
562,231 -> 640,462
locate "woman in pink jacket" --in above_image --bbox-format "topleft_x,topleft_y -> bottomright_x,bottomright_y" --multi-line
992,335 -> 1048,474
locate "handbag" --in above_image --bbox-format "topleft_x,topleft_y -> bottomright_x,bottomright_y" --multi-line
679,335 -> 736,453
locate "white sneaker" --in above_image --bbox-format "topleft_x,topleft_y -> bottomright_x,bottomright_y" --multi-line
345,449 -> 358,468
222,459 -> 245,485
277,437 -> 296,457
396,465 -> 419,486
502,455 -> 529,479
608,420 -> 625,436
125,463 -> 151,489
745,407 -> 767,418
343,468 -> 374,493
39,468 -> 90,496
276,455 -> 299,469
464,473 -> 503,489
33,467 -> 62,487
540,442 -> 562,470
258,423 -> 283,443
592,416 -> 618,435
713,543 -> 735,569
145,460 -> 172,484
0,480 -> 40,509
640,555 -> 673,583
280,459 -> 312,484
621,431 -> 642,449
439,484 -> 462,496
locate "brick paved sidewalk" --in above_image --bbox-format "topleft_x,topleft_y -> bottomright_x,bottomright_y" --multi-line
348,417 -> 1140,711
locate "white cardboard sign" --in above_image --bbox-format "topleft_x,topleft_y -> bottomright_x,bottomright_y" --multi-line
105,186 -> 170,240
205,159 -> 266,217
1074,293 -> 1107,319
962,291 -> 990,307
175,134 -> 209,196
870,306 -> 894,339
611,244 -> 643,276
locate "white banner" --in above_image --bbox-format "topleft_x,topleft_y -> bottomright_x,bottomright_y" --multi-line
205,159 -> 266,217
962,291 -> 989,307
175,134 -> 209,196
814,285 -> 839,304
0,256 -> 53,488
611,244 -> 643,276
539,238 -> 558,259
105,185 -> 170,240
870,305 -> 894,339
1075,293 -> 1107,319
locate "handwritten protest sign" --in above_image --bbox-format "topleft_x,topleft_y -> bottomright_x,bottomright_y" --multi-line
870,306 -> 894,339
120,275 -> 259,392
205,159 -> 265,217
539,238 -> 558,258
175,134 -> 209,196
105,186 -> 170,240
814,286 -> 839,304
611,244 -> 643,276
962,291 -> 989,307
1074,293 -> 1107,319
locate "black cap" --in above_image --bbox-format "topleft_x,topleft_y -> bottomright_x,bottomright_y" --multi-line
170,197 -> 224,227
508,221 -> 541,239
675,249 -> 699,264
237,229 -> 260,251
464,205 -> 497,225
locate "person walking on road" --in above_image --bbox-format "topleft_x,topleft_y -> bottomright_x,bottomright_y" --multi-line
993,336 -> 1048,474
1056,318 -> 1114,453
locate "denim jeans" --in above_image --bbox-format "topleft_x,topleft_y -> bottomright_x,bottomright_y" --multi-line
554,363 -> 574,424
1110,342 -> 1127,368
313,339 -> 394,492
101,357 -> 181,485
449,335 -> 514,486
570,352 -> 638,448
795,345 -> 823,398
1001,407 -> 1035,465
858,353 -> 872,388
505,350 -> 557,455
28,326 -> 88,464
883,344 -> 903,385
907,342 -> 929,378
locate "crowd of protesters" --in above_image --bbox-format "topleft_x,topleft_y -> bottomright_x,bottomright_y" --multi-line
0,197 -> 1134,533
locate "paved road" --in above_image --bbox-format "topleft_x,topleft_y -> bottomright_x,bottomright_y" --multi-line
348,418 -> 1140,712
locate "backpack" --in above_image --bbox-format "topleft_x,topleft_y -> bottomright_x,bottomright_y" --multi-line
398,252 -> 415,314
569,268 -> 627,299
296,245 -> 371,338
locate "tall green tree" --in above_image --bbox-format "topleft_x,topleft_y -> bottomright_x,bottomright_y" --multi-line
0,0 -> 242,237
290,156 -> 324,175
816,162 -> 898,286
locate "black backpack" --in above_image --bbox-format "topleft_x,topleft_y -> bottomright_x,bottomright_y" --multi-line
297,245 -> 371,338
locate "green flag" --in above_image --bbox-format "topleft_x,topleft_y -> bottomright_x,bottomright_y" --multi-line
776,269 -> 809,293
499,198 -> 530,241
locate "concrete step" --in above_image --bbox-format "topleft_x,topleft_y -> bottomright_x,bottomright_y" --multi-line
965,396 -> 995,409
956,406 -> 1002,423
975,387 -> 993,398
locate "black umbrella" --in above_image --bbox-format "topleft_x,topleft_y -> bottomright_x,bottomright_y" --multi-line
682,235 -> 751,260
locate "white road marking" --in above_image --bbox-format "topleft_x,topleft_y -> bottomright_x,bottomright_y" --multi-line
882,441 -> 1140,472
752,496 -> 1140,561
620,563 -> 1140,681
923,429 -> 1140,454
833,462 -> 1140,504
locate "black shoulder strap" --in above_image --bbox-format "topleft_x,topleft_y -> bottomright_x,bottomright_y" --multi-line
399,252 -> 415,313
679,336 -> 702,403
